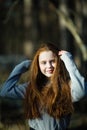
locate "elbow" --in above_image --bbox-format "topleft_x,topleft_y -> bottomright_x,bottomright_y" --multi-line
71,77 -> 85,102
72,90 -> 85,102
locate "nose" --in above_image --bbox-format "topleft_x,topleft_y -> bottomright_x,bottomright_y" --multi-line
47,62 -> 52,67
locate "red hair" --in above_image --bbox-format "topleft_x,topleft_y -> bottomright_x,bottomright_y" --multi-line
24,42 -> 74,119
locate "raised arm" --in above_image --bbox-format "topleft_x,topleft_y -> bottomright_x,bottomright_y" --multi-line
0,60 -> 31,99
59,51 -> 85,102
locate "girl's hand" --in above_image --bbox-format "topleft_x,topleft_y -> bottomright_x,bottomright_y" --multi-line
58,50 -> 68,56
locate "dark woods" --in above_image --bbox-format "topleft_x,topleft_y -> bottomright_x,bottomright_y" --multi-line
0,0 -> 87,130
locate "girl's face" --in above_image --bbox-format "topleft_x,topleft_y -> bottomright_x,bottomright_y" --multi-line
39,51 -> 57,78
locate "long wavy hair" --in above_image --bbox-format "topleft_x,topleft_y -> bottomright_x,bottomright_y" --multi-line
24,42 -> 74,119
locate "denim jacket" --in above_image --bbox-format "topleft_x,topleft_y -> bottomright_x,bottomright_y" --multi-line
0,52 -> 86,130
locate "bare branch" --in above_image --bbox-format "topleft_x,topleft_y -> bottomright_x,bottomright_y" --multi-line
4,0 -> 19,24
57,10 -> 87,61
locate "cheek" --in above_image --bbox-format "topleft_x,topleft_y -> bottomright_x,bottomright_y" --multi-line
52,63 -> 56,68
39,64 -> 44,72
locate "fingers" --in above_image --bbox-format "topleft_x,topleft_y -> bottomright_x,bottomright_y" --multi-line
58,50 -> 67,56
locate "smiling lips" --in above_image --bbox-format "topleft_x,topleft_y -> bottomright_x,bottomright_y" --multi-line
46,69 -> 54,73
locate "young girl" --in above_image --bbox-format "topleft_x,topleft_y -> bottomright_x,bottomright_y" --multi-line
0,42 -> 85,130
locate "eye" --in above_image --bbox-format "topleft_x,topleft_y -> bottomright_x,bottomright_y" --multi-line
51,59 -> 55,63
41,61 -> 46,65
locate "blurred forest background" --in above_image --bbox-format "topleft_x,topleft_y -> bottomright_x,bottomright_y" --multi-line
0,0 -> 87,130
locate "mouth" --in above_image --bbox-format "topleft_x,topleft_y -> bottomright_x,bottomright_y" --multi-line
46,69 -> 54,73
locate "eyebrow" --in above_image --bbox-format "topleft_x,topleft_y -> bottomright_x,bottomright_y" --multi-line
40,58 -> 55,62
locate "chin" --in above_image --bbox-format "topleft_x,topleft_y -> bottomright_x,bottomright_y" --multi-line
46,74 -> 52,78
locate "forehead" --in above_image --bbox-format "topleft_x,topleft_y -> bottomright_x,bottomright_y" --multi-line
39,51 -> 56,61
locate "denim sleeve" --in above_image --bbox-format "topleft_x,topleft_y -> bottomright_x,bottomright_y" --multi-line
60,52 -> 85,102
0,60 -> 31,99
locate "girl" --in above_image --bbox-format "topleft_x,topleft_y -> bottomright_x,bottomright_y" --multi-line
0,42 -> 85,130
